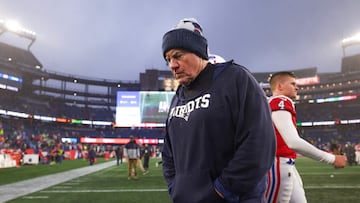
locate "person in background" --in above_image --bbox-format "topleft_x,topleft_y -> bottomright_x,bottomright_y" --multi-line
265,71 -> 347,203
115,145 -> 123,166
161,18 -> 276,203
56,147 -> 64,164
142,143 -> 151,174
134,142 -> 148,175
344,143 -> 356,166
124,136 -> 140,180
329,143 -> 342,155
355,142 -> 360,165
88,145 -> 96,166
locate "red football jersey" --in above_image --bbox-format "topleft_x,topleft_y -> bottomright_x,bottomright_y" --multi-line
269,95 -> 297,158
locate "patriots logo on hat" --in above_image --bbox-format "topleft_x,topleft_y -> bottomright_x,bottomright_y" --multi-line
176,18 -> 204,36
183,20 -> 203,35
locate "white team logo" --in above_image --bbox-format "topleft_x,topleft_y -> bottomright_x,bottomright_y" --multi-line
208,54 -> 226,64
169,94 -> 210,121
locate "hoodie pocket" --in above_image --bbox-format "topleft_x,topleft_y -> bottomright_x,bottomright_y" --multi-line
171,171 -> 226,203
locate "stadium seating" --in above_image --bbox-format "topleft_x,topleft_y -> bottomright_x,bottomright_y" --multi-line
1,40 -> 360,164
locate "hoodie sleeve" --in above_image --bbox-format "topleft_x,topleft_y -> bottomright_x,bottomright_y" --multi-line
216,68 -> 276,197
161,127 -> 176,194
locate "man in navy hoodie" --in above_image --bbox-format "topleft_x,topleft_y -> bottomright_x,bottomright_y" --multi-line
161,18 -> 276,203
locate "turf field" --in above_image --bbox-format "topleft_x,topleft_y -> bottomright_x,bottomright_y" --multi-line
1,157 -> 360,203
297,157 -> 360,203
0,158 -> 109,186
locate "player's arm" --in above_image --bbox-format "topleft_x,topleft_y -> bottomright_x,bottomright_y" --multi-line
273,110 -> 347,168
272,110 -> 335,164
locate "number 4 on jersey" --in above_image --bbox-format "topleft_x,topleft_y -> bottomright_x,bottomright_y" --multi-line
278,100 -> 285,110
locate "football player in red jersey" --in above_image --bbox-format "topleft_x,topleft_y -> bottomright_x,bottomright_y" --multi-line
265,71 -> 347,203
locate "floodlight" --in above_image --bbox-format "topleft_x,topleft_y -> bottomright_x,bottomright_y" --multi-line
0,19 -> 36,50
4,20 -> 22,32
342,32 -> 360,48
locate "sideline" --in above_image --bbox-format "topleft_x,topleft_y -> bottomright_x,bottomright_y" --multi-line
305,185 -> 360,189
41,188 -> 168,193
0,160 -> 116,203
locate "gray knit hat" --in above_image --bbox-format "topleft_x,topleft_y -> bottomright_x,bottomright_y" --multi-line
162,18 -> 208,60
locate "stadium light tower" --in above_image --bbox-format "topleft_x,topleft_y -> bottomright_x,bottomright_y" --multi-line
0,19 -> 36,50
341,32 -> 360,57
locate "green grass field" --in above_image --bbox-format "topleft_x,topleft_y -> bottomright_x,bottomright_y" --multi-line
297,158 -> 360,203
1,157 -> 360,203
0,158 -> 108,186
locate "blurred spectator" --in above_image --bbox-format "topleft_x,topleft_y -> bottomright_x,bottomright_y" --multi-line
88,145 -> 96,165
142,144 -> 151,173
115,145 -> 123,165
355,142 -> 360,165
344,143 -> 356,166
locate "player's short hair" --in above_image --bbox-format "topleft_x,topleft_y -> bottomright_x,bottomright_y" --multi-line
269,71 -> 296,91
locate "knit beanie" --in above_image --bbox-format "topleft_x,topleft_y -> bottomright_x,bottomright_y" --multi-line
162,18 -> 208,60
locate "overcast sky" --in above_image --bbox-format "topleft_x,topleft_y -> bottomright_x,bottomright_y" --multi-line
1,0 -> 360,81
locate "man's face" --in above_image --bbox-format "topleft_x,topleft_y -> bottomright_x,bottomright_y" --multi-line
165,49 -> 204,86
279,76 -> 299,99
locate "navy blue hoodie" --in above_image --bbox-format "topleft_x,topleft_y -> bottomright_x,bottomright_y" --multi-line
162,61 -> 276,203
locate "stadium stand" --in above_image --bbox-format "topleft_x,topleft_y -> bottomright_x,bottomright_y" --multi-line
1,34 -> 360,168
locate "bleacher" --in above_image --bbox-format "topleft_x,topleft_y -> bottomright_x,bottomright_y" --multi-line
1,32 -> 360,169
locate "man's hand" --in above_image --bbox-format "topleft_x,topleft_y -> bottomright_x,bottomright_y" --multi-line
333,155 -> 347,168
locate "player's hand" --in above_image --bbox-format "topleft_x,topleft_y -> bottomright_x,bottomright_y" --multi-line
333,155 -> 347,168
